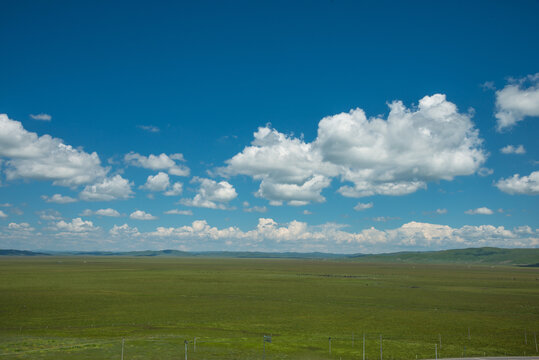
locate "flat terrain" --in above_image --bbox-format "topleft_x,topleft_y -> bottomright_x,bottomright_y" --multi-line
0,257 -> 538,359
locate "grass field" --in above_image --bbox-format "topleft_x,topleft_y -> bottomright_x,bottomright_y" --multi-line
0,257 -> 538,359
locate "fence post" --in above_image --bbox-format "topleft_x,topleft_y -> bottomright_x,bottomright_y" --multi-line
185,340 -> 188,360
363,333 -> 365,360
435,343 -> 437,360
380,335 -> 382,360
121,338 -> 124,360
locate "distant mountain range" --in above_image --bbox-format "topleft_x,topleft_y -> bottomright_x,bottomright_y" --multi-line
1,247 -> 538,266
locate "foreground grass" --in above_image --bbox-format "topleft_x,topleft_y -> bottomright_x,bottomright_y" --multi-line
0,257 -> 538,359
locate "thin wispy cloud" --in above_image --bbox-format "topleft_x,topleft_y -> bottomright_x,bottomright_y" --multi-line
30,113 -> 52,121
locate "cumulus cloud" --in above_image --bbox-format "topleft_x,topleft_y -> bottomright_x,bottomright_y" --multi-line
79,175 -> 134,201
465,207 -> 494,215
41,194 -> 78,204
51,218 -> 99,234
0,210 -> 7,218
164,182 -> 183,196
130,210 -> 157,220
141,172 -> 170,191
124,152 -> 189,176
37,209 -> 62,221
81,208 -> 121,217
495,171 -> 539,195
221,127 -> 337,205
135,218 -> 539,252
181,177 -> 237,209
30,113 -> 52,121
221,94 -> 485,204
354,202 -> 373,211
8,222 -> 34,231
500,145 -> 526,154
164,209 -> 193,215
436,208 -> 447,215
495,73 -> 539,131
0,114 -> 108,186
110,223 -> 140,237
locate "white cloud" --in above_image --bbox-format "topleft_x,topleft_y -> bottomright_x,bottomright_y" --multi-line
0,203 -> 11,207
244,206 -> 267,213
372,216 -> 400,222
164,209 -> 193,215
0,114 -> 108,186
80,175 -> 134,201
354,202 -> 373,211
436,208 -> 447,215
41,194 -> 78,204
221,94 -> 485,204
81,208 -> 121,217
221,127 -> 337,205
303,210 -> 312,215
495,171 -> 539,195
141,172 -> 170,192
138,218 -> 538,252
110,223 -> 140,237
164,182 -> 183,196
465,207 -> 494,215
130,210 -> 157,220
8,222 -> 34,231
52,218 -> 99,233
37,209 -> 62,220
137,125 -> 160,133
0,210 -> 7,218
478,167 -> 494,177
495,73 -> 539,131
30,113 -> 52,121
181,177 -> 237,209
124,152 -> 189,176
500,145 -> 526,154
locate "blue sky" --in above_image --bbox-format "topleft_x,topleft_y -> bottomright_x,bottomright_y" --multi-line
0,0 -> 538,253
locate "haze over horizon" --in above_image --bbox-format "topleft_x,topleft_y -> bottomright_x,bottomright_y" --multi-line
0,1 -> 538,253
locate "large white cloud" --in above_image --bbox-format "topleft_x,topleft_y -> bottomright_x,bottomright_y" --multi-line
124,152 -> 189,176
221,94 -> 485,204
181,177 -> 237,209
79,175 -> 134,201
495,171 -> 539,195
0,114 -> 107,186
495,73 -> 539,131
221,127 -> 337,205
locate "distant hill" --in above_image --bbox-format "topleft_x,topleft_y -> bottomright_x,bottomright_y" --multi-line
0,249 -> 49,256
1,247 -> 537,266
352,247 -> 539,266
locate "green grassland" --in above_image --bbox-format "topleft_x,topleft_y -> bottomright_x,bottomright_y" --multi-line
0,257 -> 538,359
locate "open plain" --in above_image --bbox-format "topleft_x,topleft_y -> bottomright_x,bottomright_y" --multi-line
0,257 -> 538,359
